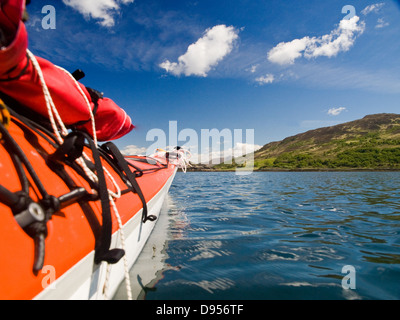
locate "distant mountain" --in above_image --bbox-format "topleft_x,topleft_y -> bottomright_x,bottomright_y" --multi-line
213,113 -> 400,171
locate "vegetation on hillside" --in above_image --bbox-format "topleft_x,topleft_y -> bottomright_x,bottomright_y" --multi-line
211,113 -> 400,171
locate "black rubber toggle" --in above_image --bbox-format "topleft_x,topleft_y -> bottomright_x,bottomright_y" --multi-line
145,215 -> 157,222
94,248 -> 125,265
47,132 -> 85,165
71,69 -> 85,81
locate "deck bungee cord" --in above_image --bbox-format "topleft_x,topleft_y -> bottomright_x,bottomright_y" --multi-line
0,97 -> 187,299
0,53 -> 189,299
0,0 -> 190,300
0,102 -> 130,298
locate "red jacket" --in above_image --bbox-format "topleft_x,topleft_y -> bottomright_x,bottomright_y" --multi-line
0,0 -> 134,141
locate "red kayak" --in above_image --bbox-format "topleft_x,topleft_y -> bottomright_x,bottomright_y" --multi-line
0,98 -> 182,300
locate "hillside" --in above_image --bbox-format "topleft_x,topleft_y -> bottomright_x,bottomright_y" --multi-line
214,113 -> 400,171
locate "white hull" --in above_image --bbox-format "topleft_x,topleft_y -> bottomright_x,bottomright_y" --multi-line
33,169 -> 177,300
113,194 -> 173,300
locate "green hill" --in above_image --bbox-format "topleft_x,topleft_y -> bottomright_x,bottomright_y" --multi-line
217,113 -> 400,171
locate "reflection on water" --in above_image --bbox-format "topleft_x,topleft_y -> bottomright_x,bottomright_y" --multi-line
117,172 -> 400,300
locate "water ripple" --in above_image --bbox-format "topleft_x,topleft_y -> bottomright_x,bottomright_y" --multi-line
139,172 -> 400,300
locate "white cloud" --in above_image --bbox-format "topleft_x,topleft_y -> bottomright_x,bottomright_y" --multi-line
305,17 -> 365,59
159,25 -> 239,77
232,142 -> 263,158
189,143 -> 262,164
62,0 -> 134,27
375,18 -> 389,29
327,107 -> 347,116
268,37 -> 311,65
361,3 -> 385,15
249,65 -> 258,73
121,144 -> 147,155
267,16 -> 365,65
255,73 -> 275,85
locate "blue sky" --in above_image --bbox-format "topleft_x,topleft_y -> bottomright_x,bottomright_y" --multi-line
25,0 -> 400,158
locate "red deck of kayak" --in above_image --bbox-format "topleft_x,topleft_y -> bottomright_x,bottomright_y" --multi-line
0,116 -> 176,299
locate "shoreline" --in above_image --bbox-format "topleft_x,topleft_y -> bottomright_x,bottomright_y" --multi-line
183,168 -> 400,173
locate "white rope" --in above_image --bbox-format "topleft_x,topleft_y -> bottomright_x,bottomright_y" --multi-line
154,147 -> 192,172
103,263 -> 112,300
27,49 -> 98,182
176,148 -> 192,173
55,65 -> 98,146
54,67 -> 122,199
27,49 -> 132,300
105,168 -> 122,199
110,197 -> 132,300
102,198 -> 132,301
26,50 -> 67,143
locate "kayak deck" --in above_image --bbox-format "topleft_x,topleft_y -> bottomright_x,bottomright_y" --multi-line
0,108 -> 177,300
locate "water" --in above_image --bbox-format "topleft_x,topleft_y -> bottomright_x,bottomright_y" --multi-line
115,172 -> 400,300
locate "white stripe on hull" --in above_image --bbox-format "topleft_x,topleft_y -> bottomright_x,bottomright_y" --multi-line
34,169 -> 177,300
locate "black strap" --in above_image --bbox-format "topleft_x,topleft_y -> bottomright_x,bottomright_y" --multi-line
73,87 -> 102,127
101,142 -> 156,223
0,116 -> 49,203
0,105 -> 125,269
0,119 -> 56,273
85,87 -> 101,118
60,132 -> 125,265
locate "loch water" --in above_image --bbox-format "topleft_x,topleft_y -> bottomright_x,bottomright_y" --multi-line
115,172 -> 400,300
